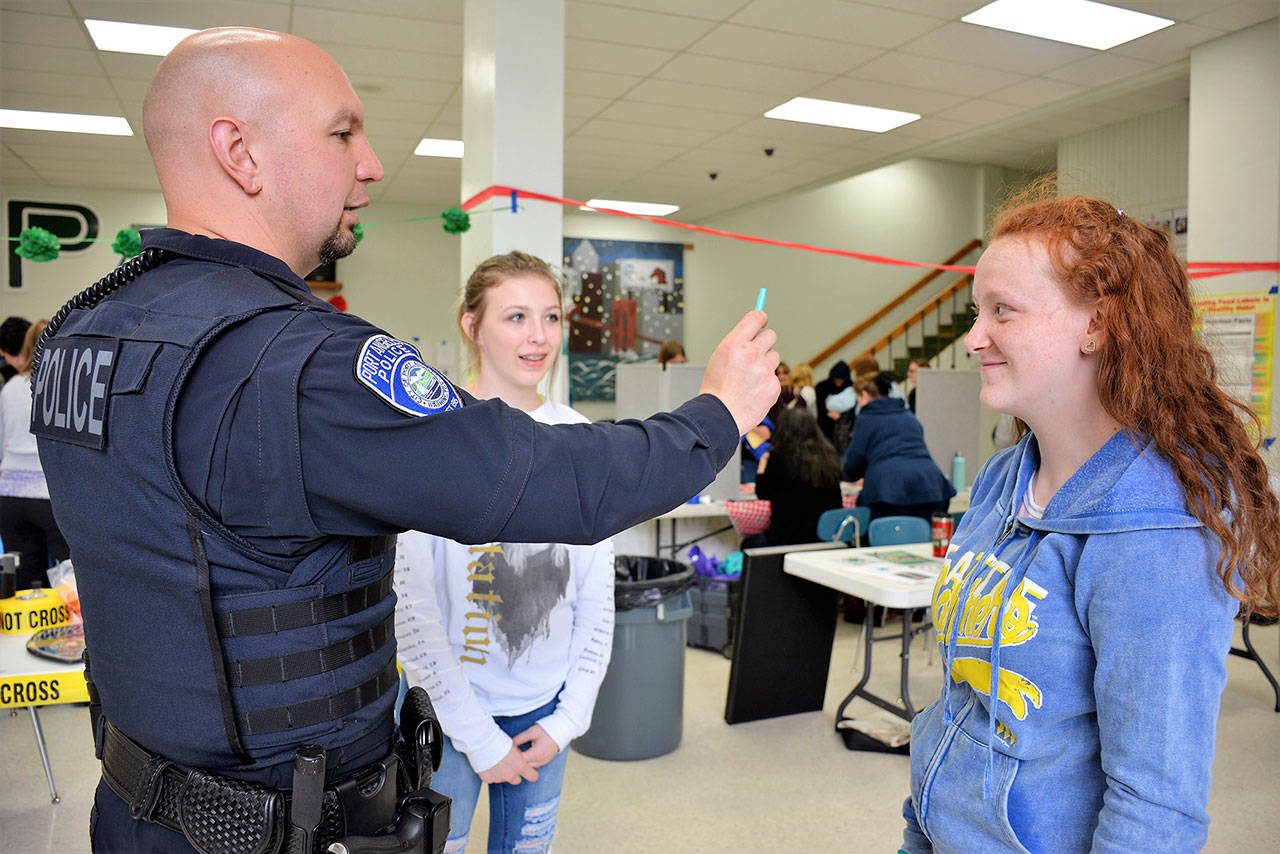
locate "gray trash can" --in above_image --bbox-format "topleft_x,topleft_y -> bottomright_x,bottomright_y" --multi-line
573,556 -> 693,760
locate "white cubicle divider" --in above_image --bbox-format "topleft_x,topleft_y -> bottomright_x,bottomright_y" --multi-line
914,368 -> 988,490
616,362 -> 740,502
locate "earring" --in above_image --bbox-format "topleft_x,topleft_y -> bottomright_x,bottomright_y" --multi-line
1082,339 -> 1097,354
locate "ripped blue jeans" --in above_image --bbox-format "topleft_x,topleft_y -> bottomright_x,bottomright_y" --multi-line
433,696 -> 568,854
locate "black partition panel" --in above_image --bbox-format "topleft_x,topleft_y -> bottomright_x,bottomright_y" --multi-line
724,542 -> 844,724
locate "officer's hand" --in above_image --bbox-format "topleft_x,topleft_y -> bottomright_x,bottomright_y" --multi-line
512,724 -> 560,769
479,744 -> 539,785
699,310 -> 780,436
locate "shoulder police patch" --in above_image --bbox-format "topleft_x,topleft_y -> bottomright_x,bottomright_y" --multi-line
354,334 -> 462,417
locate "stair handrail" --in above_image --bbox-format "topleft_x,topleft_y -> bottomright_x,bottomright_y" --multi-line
806,238 -> 982,368
861,273 -> 974,361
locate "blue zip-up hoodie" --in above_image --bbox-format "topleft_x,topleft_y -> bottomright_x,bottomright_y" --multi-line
903,430 -> 1237,854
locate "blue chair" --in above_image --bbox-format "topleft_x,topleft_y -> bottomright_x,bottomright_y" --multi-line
816,507 -> 870,545
867,515 -> 931,546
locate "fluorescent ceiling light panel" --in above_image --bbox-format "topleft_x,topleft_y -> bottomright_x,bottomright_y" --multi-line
961,0 -> 1173,50
84,19 -> 197,56
764,97 -> 919,133
0,108 -> 132,136
582,199 -> 680,216
414,138 -> 464,158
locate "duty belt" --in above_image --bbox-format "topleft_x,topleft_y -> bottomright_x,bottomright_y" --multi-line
100,721 -> 391,854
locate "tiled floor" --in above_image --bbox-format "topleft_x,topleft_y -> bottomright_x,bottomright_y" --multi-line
3,620 -> 1277,852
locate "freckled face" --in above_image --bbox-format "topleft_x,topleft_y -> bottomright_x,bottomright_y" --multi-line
964,236 -> 1099,425
465,274 -> 563,393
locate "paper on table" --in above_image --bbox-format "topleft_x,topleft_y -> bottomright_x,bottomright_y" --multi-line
839,550 -> 943,582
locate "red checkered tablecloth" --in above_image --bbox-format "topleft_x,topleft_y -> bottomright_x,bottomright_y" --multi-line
724,494 -> 858,537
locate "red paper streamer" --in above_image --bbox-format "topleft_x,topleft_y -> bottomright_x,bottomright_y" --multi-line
461,185 -> 1280,281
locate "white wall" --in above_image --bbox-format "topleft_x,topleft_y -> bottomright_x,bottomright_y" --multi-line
1,186 -> 465,372
1058,103 -> 1189,218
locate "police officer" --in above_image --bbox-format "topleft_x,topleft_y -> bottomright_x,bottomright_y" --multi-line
31,27 -> 779,854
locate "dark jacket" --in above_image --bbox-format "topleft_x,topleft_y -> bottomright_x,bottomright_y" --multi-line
842,397 -> 954,508
754,453 -> 842,546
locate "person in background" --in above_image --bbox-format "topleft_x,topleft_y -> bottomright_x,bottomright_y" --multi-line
901,192 -> 1280,854
0,316 -> 31,385
770,361 -> 794,418
0,321 -> 70,589
742,408 -> 842,548
842,371 -> 953,523
657,338 -> 686,369
906,359 -> 923,413
788,363 -> 817,414
814,359 -> 851,441
396,252 -> 613,854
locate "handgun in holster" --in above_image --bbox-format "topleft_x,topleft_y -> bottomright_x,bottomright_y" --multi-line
288,686 -> 450,854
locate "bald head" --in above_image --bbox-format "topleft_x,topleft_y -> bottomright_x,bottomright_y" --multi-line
143,28 -> 383,275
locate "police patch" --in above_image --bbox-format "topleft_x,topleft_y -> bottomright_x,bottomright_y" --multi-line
354,335 -> 462,417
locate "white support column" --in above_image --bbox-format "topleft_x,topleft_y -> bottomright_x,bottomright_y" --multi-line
460,0 -> 566,398
1187,18 -> 1280,440
460,0 -> 565,275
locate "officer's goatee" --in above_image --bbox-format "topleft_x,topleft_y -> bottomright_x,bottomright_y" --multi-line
318,221 -> 358,265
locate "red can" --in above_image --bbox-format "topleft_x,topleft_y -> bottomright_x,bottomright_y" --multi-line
931,513 -> 953,558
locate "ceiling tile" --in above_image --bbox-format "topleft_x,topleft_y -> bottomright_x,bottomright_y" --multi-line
733,115 -> 876,147
71,0 -> 291,30
0,91 -> 125,117
2,68 -> 117,99
0,1 -> 76,16
935,98 -> 1026,125
848,51 -> 1027,97
728,0 -> 943,48
599,100 -> 746,132
1192,0 -> 1280,30
1,42 -> 102,75
699,131 -> 836,160
318,43 -> 461,81
898,21 -> 1094,75
1044,53 -> 1158,87
564,133 -> 688,161
573,117 -> 717,148
1,10 -> 90,49
565,94 -> 614,119
572,0 -> 746,19
624,78 -> 781,115
807,77 -> 968,114
96,51 -> 163,81
652,54 -> 833,97
855,0 -> 990,17
1109,22 -> 1227,62
565,69 -> 643,98
891,115 -> 976,142
1121,1 -> 1237,20
291,6 -> 462,53
987,76 -> 1086,108
687,23 -> 883,74
296,0 -> 464,23
361,95 -> 448,122
565,38 -> 675,76
566,4 -> 715,50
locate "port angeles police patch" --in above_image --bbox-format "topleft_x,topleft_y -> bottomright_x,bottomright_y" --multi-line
354,335 -> 461,417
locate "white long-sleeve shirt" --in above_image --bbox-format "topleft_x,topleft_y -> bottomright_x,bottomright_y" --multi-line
0,374 -> 50,498
394,400 -> 615,774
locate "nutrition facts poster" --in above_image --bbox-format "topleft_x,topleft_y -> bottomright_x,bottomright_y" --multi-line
1193,288 -> 1276,437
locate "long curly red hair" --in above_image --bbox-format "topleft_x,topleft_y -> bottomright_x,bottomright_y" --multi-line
992,190 -> 1280,616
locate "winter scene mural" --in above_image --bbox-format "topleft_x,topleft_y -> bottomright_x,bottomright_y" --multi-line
562,237 -> 685,402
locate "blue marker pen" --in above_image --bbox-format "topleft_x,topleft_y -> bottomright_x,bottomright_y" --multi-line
755,287 -> 767,311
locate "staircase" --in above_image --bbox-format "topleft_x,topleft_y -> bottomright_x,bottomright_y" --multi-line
807,239 -> 981,379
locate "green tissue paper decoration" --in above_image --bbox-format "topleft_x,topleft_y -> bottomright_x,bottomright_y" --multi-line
353,223 -> 364,245
112,228 -> 142,259
15,227 -> 60,262
441,207 -> 471,235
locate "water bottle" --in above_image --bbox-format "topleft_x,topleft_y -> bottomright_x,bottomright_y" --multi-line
951,453 -> 966,492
